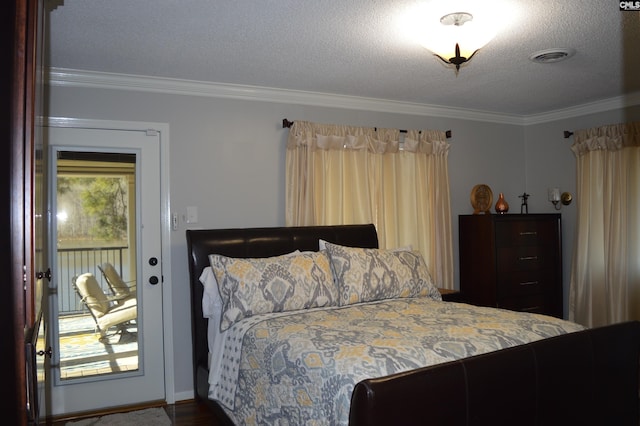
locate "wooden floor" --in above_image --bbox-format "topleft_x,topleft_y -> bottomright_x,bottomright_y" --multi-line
164,399 -> 225,425
49,399 -> 224,425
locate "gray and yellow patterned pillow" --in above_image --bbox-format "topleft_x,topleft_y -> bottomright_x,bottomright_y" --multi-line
324,242 -> 442,306
209,250 -> 337,331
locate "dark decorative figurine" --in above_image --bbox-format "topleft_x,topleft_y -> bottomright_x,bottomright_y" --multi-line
519,192 -> 530,214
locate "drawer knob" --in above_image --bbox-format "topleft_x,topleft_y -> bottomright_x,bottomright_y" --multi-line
519,231 -> 537,236
519,281 -> 539,286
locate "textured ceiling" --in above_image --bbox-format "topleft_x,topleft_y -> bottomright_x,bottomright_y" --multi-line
47,0 -> 640,117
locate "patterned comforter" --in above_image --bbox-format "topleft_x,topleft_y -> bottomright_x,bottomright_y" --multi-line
210,298 -> 584,425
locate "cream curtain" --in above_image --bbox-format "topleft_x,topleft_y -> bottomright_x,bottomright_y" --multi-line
285,120 -> 454,289
569,122 -> 640,327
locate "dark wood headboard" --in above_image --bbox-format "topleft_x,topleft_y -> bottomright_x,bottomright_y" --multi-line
185,224 -> 378,401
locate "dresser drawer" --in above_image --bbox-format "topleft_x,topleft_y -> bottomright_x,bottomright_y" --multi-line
495,220 -> 558,247
497,269 -> 553,298
498,294 -> 546,314
497,246 -> 554,271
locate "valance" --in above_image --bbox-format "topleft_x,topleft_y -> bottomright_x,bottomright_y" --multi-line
572,121 -> 640,155
287,120 -> 449,155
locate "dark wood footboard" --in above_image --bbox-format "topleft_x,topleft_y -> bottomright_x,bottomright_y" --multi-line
350,320 -> 640,426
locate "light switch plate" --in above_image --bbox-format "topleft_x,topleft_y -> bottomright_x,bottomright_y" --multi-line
186,206 -> 198,224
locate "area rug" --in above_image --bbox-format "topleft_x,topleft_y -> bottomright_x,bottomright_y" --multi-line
66,407 -> 171,426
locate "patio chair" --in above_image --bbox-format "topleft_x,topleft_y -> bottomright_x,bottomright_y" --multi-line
73,273 -> 137,342
97,262 -> 137,302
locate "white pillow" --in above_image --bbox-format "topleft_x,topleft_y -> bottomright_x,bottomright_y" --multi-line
199,266 -> 222,319
199,267 -> 226,379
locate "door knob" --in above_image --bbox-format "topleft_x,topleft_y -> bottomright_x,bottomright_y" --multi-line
36,268 -> 52,282
37,347 -> 52,358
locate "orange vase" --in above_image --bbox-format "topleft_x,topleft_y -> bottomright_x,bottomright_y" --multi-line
495,192 -> 509,214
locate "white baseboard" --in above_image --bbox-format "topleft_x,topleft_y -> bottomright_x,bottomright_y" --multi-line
172,389 -> 196,403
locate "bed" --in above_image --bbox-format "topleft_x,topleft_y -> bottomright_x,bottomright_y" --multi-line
186,224 -> 640,425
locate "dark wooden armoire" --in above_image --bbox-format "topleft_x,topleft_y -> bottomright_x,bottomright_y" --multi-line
4,0 -> 48,424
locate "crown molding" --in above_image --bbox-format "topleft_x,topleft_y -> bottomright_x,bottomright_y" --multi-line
522,91 -> 640,125
48,67 -> 526,125
48,68 -> 639,126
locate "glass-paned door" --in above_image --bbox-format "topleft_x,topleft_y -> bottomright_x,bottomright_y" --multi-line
48,126 -> 164,416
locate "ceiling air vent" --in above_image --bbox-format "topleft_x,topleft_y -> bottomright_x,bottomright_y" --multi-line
529,48 -> 576,63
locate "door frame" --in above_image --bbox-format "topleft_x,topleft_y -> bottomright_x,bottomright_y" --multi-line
46,116 -> 175,404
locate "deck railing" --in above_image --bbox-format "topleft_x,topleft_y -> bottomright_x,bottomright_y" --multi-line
56,246 -> 129,315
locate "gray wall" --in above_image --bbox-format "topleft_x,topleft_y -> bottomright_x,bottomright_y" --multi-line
47,83 -> 640,401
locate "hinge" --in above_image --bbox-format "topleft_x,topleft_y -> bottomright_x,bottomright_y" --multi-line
145,129 -> 159,136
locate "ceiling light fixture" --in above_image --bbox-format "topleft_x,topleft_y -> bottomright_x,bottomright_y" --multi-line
420,11 -> 496,75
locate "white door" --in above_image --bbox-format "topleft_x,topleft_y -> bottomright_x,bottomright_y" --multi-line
48,126 -> 165,415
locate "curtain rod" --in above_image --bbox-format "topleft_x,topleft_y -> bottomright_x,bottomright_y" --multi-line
282,119 -> 452,139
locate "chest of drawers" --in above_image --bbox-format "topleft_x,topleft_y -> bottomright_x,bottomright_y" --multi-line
459,214 -> 563,318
